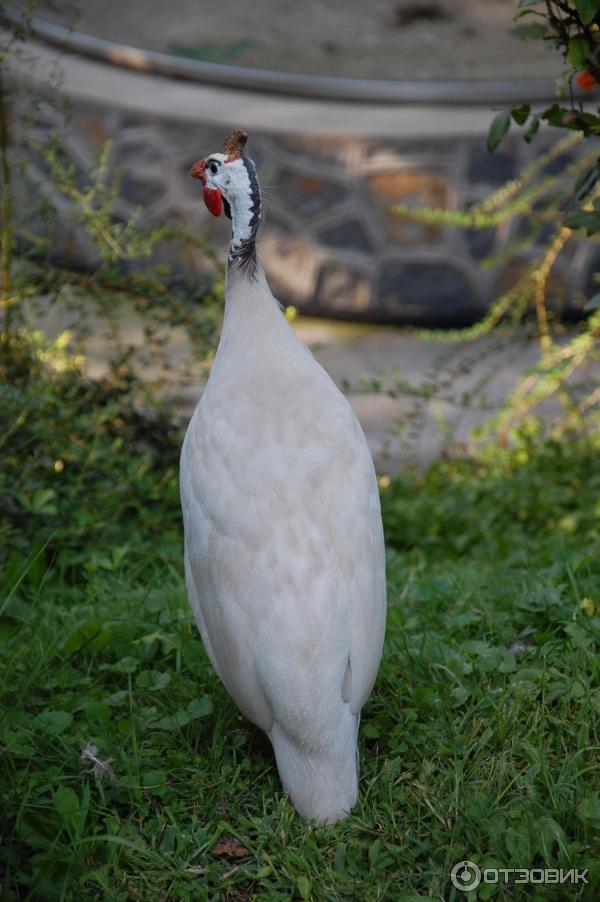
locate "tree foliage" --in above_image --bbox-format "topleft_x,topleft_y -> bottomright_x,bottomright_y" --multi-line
491,0 -> 600,233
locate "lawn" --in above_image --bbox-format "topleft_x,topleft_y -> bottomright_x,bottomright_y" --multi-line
1,336 -> 599,900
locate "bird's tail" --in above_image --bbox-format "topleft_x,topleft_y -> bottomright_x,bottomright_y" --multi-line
269,709 -> 360,826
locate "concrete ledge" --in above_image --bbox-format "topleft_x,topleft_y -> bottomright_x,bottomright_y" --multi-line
8,31 -> 525,139
12,11 -> 561,106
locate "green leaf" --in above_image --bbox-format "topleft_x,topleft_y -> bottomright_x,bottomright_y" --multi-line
137,629 -> 180,655
565,622 -> 594,648
536,816 -> 569,862
567,35 -> 591,68
573,159 -> 600,202
256,865 -> 273,879
17,812 -> 57,850
511,104 -> 531,126
565,110 -> 600,131
524,113 -> 541,142
564,209 -> 600,233
542,103 -> 571,127
34,710 -> 73,735
577,795 -> 600,827
3,730 -> 35,757
574,0 -> 600,25
142,769 -> 171,798
369,838 -> 381,867
112,656 -> 140,675
478,883 -> 498,901
62,618 -> 108,654
152,710 -> 190,731
109,689 -> 130,705
334,843 -> 347,872
186,697 -> 213,719
450,686 -> 470,707
363,722 -> 380,739
151,697 -> 212,731
135,669 -> 171,691
143,769 -> 168,788
17,488 -> 57,515
159,825 -> 177,853
296,876 -> 311,901
556,69 -> 575,99
487,110 -> 511,153
53,786 -> 80,829
505,824 -> 533,865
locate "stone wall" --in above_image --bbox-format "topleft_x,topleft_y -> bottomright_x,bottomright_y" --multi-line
13,52 -> 597,326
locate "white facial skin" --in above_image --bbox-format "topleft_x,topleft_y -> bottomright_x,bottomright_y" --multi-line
204,153 -> 230,192
205,153 -> 259,251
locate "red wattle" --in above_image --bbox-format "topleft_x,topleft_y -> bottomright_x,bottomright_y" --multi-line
203,186 -> 222,217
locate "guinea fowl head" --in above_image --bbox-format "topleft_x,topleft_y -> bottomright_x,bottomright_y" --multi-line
190,130 -> 261,273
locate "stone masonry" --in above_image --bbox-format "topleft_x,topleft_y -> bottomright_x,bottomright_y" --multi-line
15,94 -> 598,326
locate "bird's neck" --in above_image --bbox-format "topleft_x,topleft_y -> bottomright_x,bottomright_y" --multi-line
228,210 -> 258,276
217,262 -> 301,375
226,161 -> 261,277
224,257 -> 269,309
223,260 -> 286,336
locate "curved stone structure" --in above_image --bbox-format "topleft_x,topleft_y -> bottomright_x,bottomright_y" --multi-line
6,16 -> 596,324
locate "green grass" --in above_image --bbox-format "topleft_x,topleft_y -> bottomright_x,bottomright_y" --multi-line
1,338 -> 599,900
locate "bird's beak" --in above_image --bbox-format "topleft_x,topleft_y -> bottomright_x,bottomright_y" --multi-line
189,158 -> 207,184
190,157 -> 223,217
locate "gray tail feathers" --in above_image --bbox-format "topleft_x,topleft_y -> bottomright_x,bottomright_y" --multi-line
269,711 -> 360,826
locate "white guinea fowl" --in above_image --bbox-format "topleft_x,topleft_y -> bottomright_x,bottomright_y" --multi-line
180,130 -> 386,825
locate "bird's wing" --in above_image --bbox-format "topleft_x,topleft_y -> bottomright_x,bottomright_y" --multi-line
181,421 -> 274,731
341,418 -> 387,714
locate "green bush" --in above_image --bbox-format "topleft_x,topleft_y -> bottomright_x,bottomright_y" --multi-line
0,331 -> 184,574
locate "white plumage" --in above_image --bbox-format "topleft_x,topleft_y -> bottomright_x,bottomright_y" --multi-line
181,130 -> 386,824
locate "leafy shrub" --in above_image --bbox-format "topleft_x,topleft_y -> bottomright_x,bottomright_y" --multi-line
492,1 -> 600,232
0,330 -> 185,577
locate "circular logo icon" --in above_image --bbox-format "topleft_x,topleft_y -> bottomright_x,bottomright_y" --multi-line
451,860 -> 482,892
